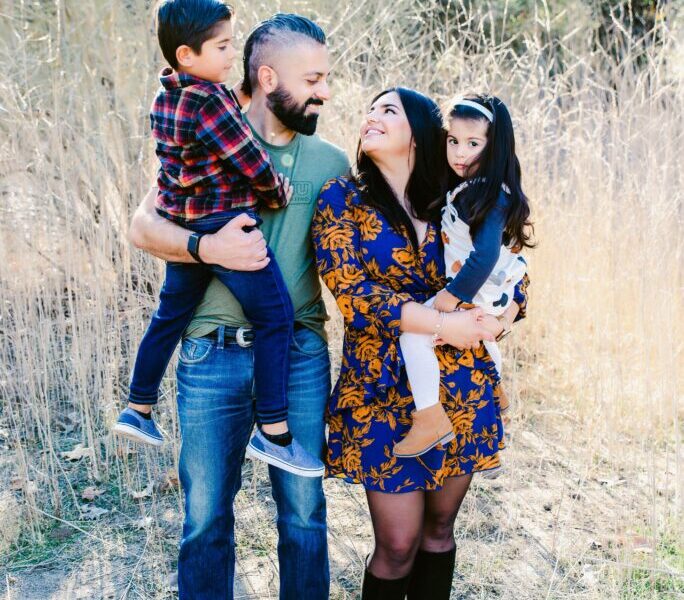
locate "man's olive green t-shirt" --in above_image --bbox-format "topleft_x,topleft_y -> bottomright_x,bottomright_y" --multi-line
184,123 -> 350,341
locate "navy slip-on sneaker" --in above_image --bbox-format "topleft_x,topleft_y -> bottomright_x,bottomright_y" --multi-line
112,407 -> 164,447
246,429 -> 325,478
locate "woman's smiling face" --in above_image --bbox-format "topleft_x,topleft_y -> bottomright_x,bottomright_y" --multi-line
446,116 -> 489,178
359,91 -> 413,159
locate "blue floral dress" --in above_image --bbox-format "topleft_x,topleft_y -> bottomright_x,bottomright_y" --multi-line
312,177 -> 529,493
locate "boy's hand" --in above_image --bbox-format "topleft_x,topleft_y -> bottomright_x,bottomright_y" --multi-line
433,289 -> 460,312
278,173 -> 294,206
232,81 -> 251,110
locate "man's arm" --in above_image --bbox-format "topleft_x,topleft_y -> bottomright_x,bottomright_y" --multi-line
128,187 -> 270,270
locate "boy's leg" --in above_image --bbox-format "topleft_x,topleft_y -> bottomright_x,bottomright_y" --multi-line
176,330 -> 256,600
210,248 -> 294,425
128,262 -> 212,405
267,326 -> 330,600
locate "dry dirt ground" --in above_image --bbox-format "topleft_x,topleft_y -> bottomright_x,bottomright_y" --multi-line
1,395 -> 682,600
1,299 -> 682,600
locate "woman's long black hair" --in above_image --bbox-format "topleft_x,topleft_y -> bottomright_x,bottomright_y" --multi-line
354,87 -> 446,249
448,94 -> 534,250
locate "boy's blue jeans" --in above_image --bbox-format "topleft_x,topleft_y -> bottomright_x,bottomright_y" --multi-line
175,325 -> 330,599
128,211 -> 294,425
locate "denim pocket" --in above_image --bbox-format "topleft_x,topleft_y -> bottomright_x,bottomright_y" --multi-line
179,337 -> 214,365
291,329 -> 328,358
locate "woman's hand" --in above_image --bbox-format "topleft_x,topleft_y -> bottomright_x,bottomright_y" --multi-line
437,308 -> 494,350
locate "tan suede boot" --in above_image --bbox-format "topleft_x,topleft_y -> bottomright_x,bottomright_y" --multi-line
393,403 -> 455,458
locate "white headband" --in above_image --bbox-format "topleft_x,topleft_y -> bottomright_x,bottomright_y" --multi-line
454,99 -> 493,122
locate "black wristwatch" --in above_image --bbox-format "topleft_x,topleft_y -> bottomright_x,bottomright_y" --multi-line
187,232 -> 206,264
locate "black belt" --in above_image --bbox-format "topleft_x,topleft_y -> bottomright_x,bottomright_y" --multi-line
203,323 -> 306,347
204,326 -> 254,347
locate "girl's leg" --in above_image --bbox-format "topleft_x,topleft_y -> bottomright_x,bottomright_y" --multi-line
365,489 -> 424,579
399,332 -> 441,410
399,295 -> 439,410
394,298 -> 455,458
406,474 -> 473,600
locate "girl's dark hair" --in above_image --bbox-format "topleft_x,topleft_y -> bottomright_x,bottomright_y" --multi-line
156,0 -> 233,70
448,94 -> 534,250
354,87 -> 446,249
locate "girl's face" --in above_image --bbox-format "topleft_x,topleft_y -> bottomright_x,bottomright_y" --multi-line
446,117 -> 489,178
359,91 -> 413,160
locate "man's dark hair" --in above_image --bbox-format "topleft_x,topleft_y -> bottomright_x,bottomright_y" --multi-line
241,13 -> 326,95
155,0 -> 233,70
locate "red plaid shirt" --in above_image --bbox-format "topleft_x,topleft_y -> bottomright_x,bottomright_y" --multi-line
151,68 -> 287,222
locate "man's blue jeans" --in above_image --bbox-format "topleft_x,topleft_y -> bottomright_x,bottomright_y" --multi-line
175,324 -> 330,600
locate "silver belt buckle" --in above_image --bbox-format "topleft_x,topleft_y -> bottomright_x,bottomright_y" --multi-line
235,326 -> 252,348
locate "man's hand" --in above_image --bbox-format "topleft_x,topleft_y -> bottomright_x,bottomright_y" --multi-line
200,213 -> 270,271
433,289 -> 460,312
128,187 -> 269,270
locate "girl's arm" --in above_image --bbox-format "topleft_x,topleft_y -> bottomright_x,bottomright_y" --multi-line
443,191 -> 509,304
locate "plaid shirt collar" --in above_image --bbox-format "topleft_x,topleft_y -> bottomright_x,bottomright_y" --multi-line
159,67 -> 210,90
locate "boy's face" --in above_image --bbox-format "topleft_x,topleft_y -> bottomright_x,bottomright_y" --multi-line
178,19 -> 237,83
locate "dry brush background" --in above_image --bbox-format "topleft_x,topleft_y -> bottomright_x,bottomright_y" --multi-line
0,0 -> 682,598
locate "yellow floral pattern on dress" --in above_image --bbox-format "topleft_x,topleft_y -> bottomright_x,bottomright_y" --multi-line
312,177 -> 529,492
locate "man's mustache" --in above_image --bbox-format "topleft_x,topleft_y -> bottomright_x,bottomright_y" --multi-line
306,98 -> 324,107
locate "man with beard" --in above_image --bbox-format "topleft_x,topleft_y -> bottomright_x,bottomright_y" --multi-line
128,13 -> 348,600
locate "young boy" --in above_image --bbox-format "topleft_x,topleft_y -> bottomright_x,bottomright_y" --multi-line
113,0 -> 324,477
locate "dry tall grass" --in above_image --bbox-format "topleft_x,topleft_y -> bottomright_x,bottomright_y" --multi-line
0,1 -> 682,598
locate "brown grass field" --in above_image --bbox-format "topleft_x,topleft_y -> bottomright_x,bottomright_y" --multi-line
0,0 -> 682,598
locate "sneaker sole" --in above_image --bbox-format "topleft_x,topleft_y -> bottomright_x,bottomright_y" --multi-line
393,431 -> 456,458
245,443 -> 325,478
112,423 -> 164,447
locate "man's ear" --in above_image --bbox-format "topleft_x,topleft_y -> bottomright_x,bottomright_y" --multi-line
257,65 -> 278,93
176,45 -> 195,69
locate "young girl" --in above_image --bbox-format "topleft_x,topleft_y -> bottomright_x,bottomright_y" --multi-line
394,94 -> 534,458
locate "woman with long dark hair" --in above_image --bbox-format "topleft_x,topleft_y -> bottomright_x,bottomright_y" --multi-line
312,87 -> 530,598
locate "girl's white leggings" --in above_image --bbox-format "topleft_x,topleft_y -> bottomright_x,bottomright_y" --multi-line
399,297 -> 502,411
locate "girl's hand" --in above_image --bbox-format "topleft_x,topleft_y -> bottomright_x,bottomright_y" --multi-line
433,289 -> 460,312
437,308 -> 494,350
480,314 -> 504,338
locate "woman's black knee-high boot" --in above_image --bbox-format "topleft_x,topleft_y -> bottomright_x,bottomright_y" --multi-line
406,547 -> 456,600
362,567 -> 411,599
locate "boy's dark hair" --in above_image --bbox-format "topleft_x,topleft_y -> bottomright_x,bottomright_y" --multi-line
448,95 -> 535,250
156,0 -> 233,70
355,87 -> 446,250
241,14 -> 326,95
